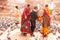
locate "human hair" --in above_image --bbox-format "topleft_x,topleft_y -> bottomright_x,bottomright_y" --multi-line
27,4 -> 30,7
34,6 -> 38,9
15,6 -> 18,9
45,4 -> 48,7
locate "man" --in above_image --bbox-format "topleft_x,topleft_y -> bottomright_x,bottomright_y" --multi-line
30,6 -> 38,36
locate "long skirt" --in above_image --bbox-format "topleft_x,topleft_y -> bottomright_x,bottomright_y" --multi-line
21,19 -> 32,34
41,27 -> 49,36
41,14 -> 50,36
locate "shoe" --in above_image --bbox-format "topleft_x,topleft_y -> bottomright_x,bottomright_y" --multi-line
23,33 -> 27,36
31,34 -> 35,37
7,37 -> 11,40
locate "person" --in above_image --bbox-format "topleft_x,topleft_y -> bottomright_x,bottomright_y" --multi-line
14,6 -> 20,18
41,4 -> 51,37
30,6 -> 38,36
0,0 -> 20,18
21,4 -> 32,36
0,0 -> 20,40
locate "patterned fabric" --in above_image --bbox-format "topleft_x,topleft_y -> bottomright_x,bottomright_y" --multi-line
41,27 -> 49,36
21,20 -> 32,34
21,6 -> 31,34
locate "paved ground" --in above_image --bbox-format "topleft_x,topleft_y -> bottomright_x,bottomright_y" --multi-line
10,32 -> 31,40
7,31 -> 44,40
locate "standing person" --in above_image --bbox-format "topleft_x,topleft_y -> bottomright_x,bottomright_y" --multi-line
30,6 -> 38,36
0,0 -> 20,40
21,4 -> 32,36
41,4 -> 51,37
14,6 -> 20,18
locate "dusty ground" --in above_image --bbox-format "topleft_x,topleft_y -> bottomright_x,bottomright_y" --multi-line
5,32 -> 43,40
10,32 -> 31,40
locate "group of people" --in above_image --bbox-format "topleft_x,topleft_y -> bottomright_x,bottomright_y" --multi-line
21,4 -> 51,37
0,0 -> 51,37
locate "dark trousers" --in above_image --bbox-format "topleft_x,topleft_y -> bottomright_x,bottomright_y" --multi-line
30,20 -> 36,34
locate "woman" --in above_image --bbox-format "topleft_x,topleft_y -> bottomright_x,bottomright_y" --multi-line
41,4 -> 51,37
21,4 -> 32,36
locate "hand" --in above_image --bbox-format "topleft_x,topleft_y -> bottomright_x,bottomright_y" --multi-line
25,16 -> 27,19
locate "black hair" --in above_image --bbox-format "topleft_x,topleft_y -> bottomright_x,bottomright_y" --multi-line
45,4 -> 48,7
15,6 -> 18,9
27,4 -> 30,7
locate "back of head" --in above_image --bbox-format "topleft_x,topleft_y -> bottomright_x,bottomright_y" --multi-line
34,6 -> 38,10
27,4 -> 30,7
45,4 -> 48,7
15,6 -> 18,9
